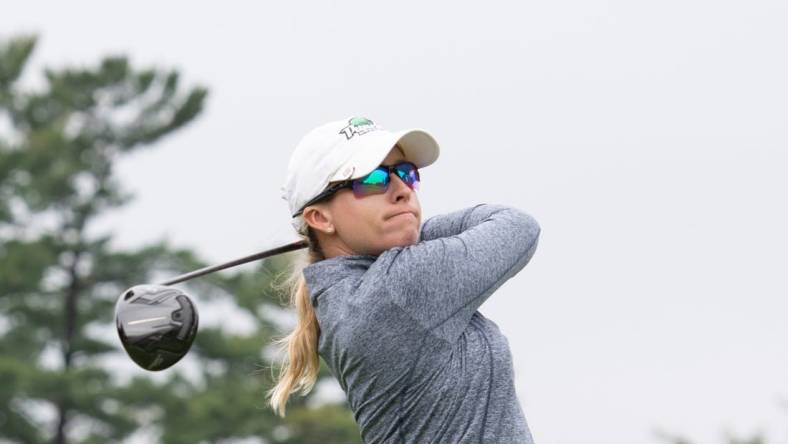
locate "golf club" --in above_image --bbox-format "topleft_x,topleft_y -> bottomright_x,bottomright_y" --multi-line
115,239 -> 309,371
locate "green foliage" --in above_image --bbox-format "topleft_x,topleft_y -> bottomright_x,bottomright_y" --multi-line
0,34 -> 360,443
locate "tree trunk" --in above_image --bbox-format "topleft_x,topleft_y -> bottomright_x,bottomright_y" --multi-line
53,243 -> 83,444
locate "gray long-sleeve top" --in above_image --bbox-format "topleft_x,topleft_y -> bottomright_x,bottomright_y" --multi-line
302,203 -> 541,443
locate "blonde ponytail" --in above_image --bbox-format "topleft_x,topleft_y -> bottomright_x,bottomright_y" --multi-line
266,227 -> 326,417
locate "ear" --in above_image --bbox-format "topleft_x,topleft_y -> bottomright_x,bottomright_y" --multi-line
302,205 -> 334,234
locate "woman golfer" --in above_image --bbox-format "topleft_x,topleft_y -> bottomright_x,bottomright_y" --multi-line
268,116 -> 541,443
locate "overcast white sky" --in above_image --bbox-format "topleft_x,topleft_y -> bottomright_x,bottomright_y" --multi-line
3,1 -> 788,443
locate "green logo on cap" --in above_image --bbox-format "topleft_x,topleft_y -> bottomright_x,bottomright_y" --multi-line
339,117 -> 380,140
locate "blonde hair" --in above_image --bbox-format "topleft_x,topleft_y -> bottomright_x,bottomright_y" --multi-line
266,225 -> 326,417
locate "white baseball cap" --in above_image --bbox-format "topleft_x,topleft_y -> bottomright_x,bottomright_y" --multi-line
281,116 -> 440,235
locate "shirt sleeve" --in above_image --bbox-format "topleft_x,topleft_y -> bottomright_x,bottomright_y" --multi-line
375,203 -> 541,343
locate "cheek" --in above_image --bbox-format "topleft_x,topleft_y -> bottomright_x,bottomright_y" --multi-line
334,195 -> 379,233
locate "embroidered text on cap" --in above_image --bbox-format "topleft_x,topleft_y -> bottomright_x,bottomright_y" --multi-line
338,117 -> 381,140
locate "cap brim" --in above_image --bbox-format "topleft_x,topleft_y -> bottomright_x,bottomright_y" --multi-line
328,128 -> 440,182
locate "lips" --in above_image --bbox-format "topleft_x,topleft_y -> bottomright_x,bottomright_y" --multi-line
387,210 -> 417,220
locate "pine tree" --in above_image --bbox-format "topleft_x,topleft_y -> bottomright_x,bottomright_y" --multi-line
0,34 -> 360,444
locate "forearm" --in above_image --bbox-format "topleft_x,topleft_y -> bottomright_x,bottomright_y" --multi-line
419,203 -> 539,243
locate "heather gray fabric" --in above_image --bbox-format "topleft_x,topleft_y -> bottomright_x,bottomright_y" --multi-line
302,203 -> 541,443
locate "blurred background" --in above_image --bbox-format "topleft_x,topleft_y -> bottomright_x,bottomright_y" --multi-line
1,1 -> 786,443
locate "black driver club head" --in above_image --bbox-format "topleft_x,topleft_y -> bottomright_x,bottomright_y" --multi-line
115,284 -> 199,371
113,239 -> 309,371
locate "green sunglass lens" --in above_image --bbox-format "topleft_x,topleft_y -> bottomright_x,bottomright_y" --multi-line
352,169 -> 387,196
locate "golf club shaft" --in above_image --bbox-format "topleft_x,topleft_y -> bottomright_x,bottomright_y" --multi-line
157,239 -> 309,286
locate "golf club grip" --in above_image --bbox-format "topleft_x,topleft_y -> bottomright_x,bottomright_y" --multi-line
157,239 -> 309,286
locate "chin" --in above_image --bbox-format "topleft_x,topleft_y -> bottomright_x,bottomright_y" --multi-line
377,224 -> 420,250
396,230 -> 420,247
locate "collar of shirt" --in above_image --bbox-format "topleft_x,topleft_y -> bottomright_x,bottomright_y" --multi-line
302,254 -> 378,302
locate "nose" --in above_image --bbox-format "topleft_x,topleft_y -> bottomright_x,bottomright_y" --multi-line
388,171 -> 412,203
